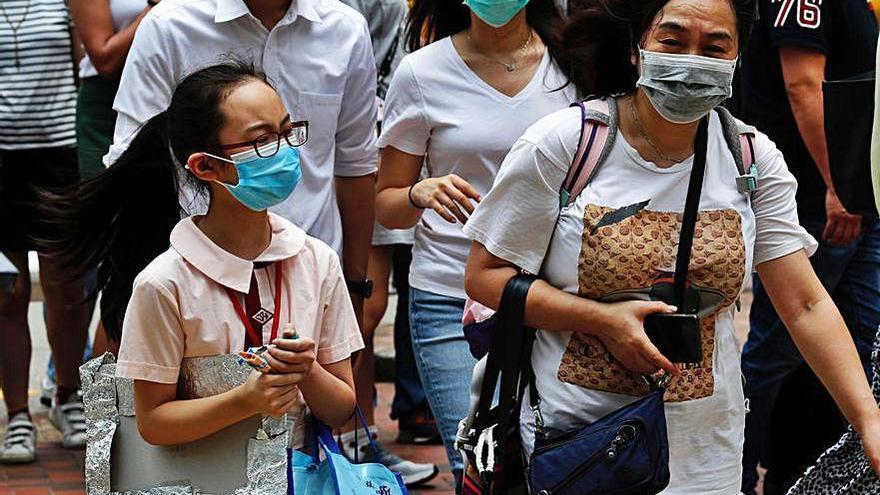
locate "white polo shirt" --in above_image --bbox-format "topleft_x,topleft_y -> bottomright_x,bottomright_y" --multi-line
106,0 -> 378,252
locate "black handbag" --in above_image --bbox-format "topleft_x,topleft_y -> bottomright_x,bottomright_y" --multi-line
459,274 -> 538,495
527,116 -> 712,495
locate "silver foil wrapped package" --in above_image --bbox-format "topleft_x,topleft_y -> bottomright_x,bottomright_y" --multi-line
80,353 -> 291,495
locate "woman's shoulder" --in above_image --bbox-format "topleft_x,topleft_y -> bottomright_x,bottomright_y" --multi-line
514,104 -> 586,170
523,104 -> 584,141
399,37 -> 455,74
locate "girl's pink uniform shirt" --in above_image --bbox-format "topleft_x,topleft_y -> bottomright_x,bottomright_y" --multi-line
116,212 -> 364,384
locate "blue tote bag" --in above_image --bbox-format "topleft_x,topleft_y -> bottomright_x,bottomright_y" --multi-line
289,410 -> 409,495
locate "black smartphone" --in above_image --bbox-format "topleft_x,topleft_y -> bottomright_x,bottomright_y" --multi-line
644,313 -> 702,364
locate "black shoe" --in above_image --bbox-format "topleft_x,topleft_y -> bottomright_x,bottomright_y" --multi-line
397,408 -> 442,445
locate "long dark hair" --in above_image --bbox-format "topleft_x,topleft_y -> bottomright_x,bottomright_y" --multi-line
40,61 -> 266,341
405,0 -> 567,70
561,0 -> 756,96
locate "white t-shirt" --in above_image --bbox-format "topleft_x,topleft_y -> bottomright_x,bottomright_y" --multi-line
378,37 -> 575,299
78,0 -> 145,79
463,100 -> 818,495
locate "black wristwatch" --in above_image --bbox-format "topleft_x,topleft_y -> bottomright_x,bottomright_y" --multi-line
346,278 -> 373,298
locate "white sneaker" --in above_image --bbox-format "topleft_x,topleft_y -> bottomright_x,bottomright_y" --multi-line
339,427 -> 439,486
50,391 -> 87,449
1,412 -> 37,464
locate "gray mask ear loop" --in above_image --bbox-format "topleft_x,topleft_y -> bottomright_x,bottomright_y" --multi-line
629,26 -> 643,90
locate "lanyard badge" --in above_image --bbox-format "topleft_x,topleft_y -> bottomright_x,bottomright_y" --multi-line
226,262 -> 284,347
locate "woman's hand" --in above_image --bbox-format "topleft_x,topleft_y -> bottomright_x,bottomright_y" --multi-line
239,370 -> 301,417
265,337 -> 317,383
856,412 -> 880,477
592,300 -> 680,376
410,174 -> 482,224
824,189 -> 862,246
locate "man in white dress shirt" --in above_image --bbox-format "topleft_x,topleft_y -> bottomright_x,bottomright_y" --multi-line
106,0 -> 377,322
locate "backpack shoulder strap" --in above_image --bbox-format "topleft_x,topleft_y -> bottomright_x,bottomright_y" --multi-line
560,97 -> 618,209
715,106 -> 759,176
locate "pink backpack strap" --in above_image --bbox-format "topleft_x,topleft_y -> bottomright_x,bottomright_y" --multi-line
715,106 -> 761,194
740,133 -> 756,172
560,98 -> 616,209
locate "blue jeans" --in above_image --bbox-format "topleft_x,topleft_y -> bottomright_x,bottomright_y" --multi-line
409,287 -> 476,487
741,217 -> 880,492
390,245 -> 429,419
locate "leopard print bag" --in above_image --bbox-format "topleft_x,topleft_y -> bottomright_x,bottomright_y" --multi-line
787,328 -> 880,494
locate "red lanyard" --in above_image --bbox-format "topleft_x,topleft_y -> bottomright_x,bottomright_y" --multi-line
225,262 -> 284,346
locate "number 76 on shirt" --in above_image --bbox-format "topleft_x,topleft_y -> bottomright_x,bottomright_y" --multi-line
771,0 -> 822,29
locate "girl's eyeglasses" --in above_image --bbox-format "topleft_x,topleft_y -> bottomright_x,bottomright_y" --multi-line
219,121 -> 309,159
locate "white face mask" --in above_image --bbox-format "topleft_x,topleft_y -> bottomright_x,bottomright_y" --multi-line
636,49 -> 738,124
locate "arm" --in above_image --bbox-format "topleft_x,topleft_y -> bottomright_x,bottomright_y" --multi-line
333,17 -> 377,322
375,146 -> 424,228
465,242 -> 678,375
298,355 -> 356,428
779,45 -> 862,244
335,174 -> 374,322
69,0 -> 153,79
133,371 -> 301,446
756,250 -> 880,472
376,146 -> 482,228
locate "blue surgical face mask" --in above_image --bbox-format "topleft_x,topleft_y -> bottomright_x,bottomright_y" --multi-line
464,0 -> 530,28
204,143 -> 302,211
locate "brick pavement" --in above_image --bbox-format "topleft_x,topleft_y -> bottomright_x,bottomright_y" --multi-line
0,383 -> 452,495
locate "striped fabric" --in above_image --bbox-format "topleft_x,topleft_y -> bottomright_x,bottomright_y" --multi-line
0,0 -> 77,150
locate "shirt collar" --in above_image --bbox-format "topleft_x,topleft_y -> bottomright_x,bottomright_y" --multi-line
170,213 -> 307,293
287,0 -> 322,24
214,0 -> 323,24
214,0 -> 250,23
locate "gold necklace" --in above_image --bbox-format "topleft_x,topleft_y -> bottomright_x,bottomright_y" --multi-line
0,1 -> 32,69
467,28 -> 533,72
629,97 -> 689,164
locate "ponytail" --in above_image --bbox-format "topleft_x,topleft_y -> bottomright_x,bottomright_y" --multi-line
39,112 -> 182,340
39,60 -> 266,341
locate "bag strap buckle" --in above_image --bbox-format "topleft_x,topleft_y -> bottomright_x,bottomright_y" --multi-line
474,424 -> 497,476
643,372 -> 672,391
736,164 -> 760,194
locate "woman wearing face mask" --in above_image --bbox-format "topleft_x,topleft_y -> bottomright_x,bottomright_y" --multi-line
375,0 -> 575,486
42,62 -> 362,448
463,0 -> 880,492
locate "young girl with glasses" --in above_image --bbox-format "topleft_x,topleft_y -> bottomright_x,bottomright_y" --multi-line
41,61 -> 362,448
